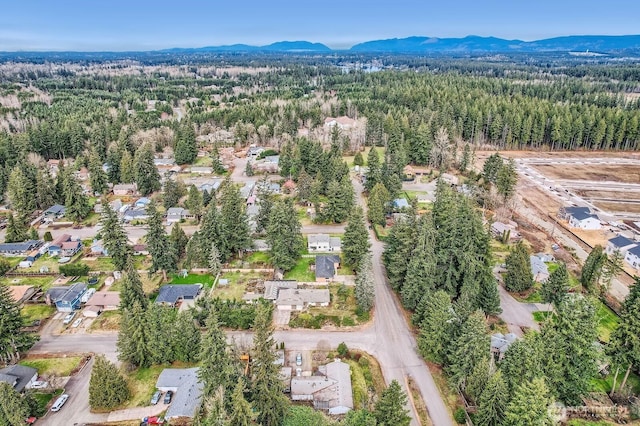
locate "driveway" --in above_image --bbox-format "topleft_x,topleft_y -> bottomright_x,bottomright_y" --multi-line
497,285 -> 540,336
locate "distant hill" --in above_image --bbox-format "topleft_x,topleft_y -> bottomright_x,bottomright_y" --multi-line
160,40 -> 331,53
349,35 -> 640,53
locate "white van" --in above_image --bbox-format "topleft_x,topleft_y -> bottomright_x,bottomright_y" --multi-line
51,394 -> 69,412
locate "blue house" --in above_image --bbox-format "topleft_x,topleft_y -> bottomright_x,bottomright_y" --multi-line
135,197 -> 151,208
44,204 -> 66,220
46,282 -> 87,312
393,198 -> 410,210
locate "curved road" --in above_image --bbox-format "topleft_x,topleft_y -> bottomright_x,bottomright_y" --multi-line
30,176 -> 452,426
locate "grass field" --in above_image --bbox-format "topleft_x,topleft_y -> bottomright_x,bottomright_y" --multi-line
21,304 -> 55,324
110,273 -> 162,294
89,310 -> 121,332
590,369 -> 640,394
284,257 -> 315,282
124,361 -> 197,408
1,275 -> 56,290
169,273 -> 215,288
213,271 -> 270,300
594,299 -> 620,343
21,356 -> 82,377
228,251 -> 273,268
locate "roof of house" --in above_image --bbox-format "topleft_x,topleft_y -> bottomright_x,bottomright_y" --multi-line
291,359 -> 353,410
156,368 -> 203,419
124,208 -> 148,219
491,333 -> 519,353
609,235 -> 636,249
323,359 -> 353,410
393,198 -> 410,209
166,207 -> 185,216
135,197 -> 151,205
0,240 -> 42,252
264,281 -> 298,300
153,158 -> 176,166
50,234 -> 71,247
248,146 -> 264,155
0,365 -> 37,392
113,183 -> 138,191
530,255 -> 549,278
308,234 -> 331,245
9,286 -> 36,303
324,116 -> 356,126
156,284 -> 202,305
329,237 -> 341,248
265,155 -> 280,164
291,375 -> 337,396
45,204 -> 66,215
626,244 -> 640,258
61,241 -> 80,250
315,255 -> 340,279
563,206 -> 591,216
190,166 -> 213,173
277,288 -> 331,306
571,210 -> 599,222
491,222 -> 516,233
86,291 -> 120,307
59,283 -> 87,304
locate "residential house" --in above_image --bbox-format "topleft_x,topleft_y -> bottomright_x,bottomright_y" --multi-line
276,288 -> 331,311
135,197 -> 151,208
0,365 -> 38,392
315,255 -> 341,282
560,206 -> 602,230
61,240 -> 82,257
624,245 -> 640,269
491,333 -> 519,360
291,359 -> 353,415
530,255 -> 550,283
199,180 -> 221,193
392,198 -> 410,211
83,291 -> 120,317
43,204 -> 66,220
113,183 -> 138,196
308,234 -> 341,252
153,158 -> 176,168
0,240 -> 42,257
247,146 -> 265,159
606,235 -> 637,256
491,221 -> 522,242
240,182 -> 255,200
132,244 -> 149,256
324,116 -> 356,130
25,249 -> 41,263
166,207 -> 192,224
155,284 -> 203,307
123,207 -> 149,223
263,281 -> 299,300
155,368 -> 203,420
190,166 -> 213,174
90,239 -> 108,256
48,234 -> 71,257
9,286 -> 37,304
440,173 -> 459,186
46,282 -> 87,312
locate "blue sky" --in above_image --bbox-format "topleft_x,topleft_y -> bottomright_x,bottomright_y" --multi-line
2,0 -> 639,51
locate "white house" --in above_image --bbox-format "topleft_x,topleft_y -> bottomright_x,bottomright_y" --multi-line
166,207 -> 192,224
624,245 -> 640,269
530,255 -> 550,283
308,234 -> 341,252
275,288 -> 330,311
291,359 -> 353,415
562,206 -> 601,230
606,235 -> 637,256
324,116 -> 356,130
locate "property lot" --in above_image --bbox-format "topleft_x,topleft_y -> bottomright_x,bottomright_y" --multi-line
532,163 -> 640,184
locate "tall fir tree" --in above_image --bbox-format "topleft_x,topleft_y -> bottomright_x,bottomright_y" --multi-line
4,214 -> 27,243
172,310 -> 201,363
541,262 -> 569,307
365,147 -> 381,192
475,371 -> 508,426
355,253 -> 375,312
119,262 -> 148,311
89,355 -> 130,410
417,290 -> 454,364
401,214 -> 437,310
0,382 -> 30,426
229,378 -> 253,426
185,184 -> 204,220
504,377 -> 553,426
35,167 -> 56,210
504,241 -> 533,292
146,201 -> 177,280
266,198 -> 303,271
175,121 -> 198,165
99,200 -> 132,271
170,222 -> 189,259
342,207 -> 371,270
373,380 -> 411,426
88,148 -> 108,194
383,215 -> 417,290
495,159 -> 518,201
580,245 -> 606,294
119,149 -> 134,183
447,310 -> 490,389
498,333 -> 546,394
62,168 -> 91,222
367,182 -> 390,227
0,282 -> 34,364
133,144 -> 161,196
117,301 -> 151,367
198,309 -> 238,400
218,178 -> 251,260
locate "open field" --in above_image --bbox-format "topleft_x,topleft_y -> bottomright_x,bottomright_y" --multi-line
532,164 -> 640,184
593,201 -> 640,214
574,189 -> 640,201
21,356 -> 83,377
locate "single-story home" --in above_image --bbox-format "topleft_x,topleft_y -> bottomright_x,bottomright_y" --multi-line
263,281 -> 299,300
48,234 -> 72,257
154,158 -> 176,168
190,166 -> 213,174
25,249 -> 42,263
308,234 -> 342,252
392,198 -> 410,211
9,285 -> 37,304
135,197 -> 151,208
0,365 -> 38,392
156,368 -> 203,420
276,288 -> 330,311
0,240 -> 42,257
132,244 -> 149,256
43,204 -> 66,220
315,255 -> 341,282
90,239 -> 108,256
113,183 -> 138,196
240,182 -> 255,200
324,116 -> 356,130
155,284 -> 203,306
491,333 -> 519,360
46,282 -> 87,312
291,359 -> 353,415
490,221 -> 522,242
83,291 -> 120,316
560,206 -> 602,230
123,207 -> 149,223
61,240 -> 82,257
166,207 -> 192,224
606,235 -> 637,256
247,146 -> 265,159
624,245 -> 640,269
199,180 -> 221,193
530,255 -> 550,283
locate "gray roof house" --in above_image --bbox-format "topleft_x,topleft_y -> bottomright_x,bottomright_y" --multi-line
0,240 -> 42,256
263,281 -> 299,300
166,207 -> 192,224
530,255 -> 550,283
156,284 -> 202,306
490,333 -> 518,360
291,359 -> 353,415
276,288 -> 331,311
123,207 -> 149,223
46,282 -> 87,312
393,198 -> 410,210
44,204 -> 66,219
156,368 -> 203,419
0,365 -> 38,392
308,234 -> 341,252
315,255 -> 341,282
606,235 -> 637,256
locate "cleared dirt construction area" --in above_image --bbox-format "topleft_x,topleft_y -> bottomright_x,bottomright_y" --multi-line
532,163 -> 640,184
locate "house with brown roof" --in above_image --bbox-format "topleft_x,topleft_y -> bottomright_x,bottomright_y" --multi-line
113,183 -> 139,196
83,291 -> 120,316
9,286 -> 37,304
324,116 -> 356,130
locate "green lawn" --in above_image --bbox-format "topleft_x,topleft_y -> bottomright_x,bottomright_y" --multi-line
590,369 -> 640,394
289,284 -> 367,328
373,224 -> 389,241
169,273 -> 214,288
284,257 -> 315,282
82,212 -> 101,226
532,311 -> 551,323
213,271 -> 270,300
228,251 -> 273,268
83,256 -> 116,272
594,299 -> 620,343
1,276 -> 56,290
21,357 -> 82,377
89,310 -> 122,332
125,361 -> 197,408
18,254 -> 63,274
21,305 -> 56,324
403,190 -> 428,200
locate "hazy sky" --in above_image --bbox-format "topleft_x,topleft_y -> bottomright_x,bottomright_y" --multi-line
2,0 -> 639,51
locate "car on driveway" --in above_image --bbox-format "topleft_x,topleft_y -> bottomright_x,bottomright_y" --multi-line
150,390 -> 162,405
51,394 -> 69,412
63,312 -> 76,325
163,390 -> 173,404
296,353 -> 302,366
30,380 -> 49,389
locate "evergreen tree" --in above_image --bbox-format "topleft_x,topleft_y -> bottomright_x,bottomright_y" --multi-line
185,185 -> 204,219
63,168 -> 90,222
342,409 -> 377,426
365,148 -> 381,192
88,148 -> 108,194
296,169 -> 313,203
601,249 -> 624,296
251,303 -> 288,426
4,214 -> 27,243
0,283 -> 34,364
146,201 -> 177,281
170,222 -> 189,259
266,198 -> 303,271
89,355 -> 130,410
119,149 -> 134,183
504,377 -> 553,426
255,180 -> 275,233
229,378 -> 253,426
447,310 -> 490,389
401,214 -> 437,310
482,153 -> 503,184
0,382 -> 29,426
173,310 -> 201,363
117,301 -> 151,367
382,216 -> 417,290
146,304 -> 177,364
606,280 -> 640,393
35,168 -> 56,210
373,380 -> 411,426
355,253 -> 375,312
163,178 -> 185,209
218,178 -> 251,260
199,309 -> 238,399
119,262 -> 148,311
106,145 -> 122,183
175,122 -> 198,165
133,144 -> 161,196
499,333 -> 546,394
323,177 -> 354,223
99,201 -> 132,271
342,207 -> 370,270
367,182 -> 390,227
542,295 -> 598,405
208,243 -> 222,277
459,143 -> 472,172
495,159 -> 517,201
244,160 -> 254,177
504,241 -> 533,292
198,386 -> 230,426
475,371 -> 508,426
7,166 -> 35,220
353,151 -> 364,166
417,290 -> 454,364
477,275 -> 502,316
465,356 -> 491,404
211,146 -> 226,174
580,245 -> 606,294
541,262 -> 569,307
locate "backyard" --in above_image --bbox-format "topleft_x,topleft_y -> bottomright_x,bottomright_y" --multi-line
89,310 -> 122,332
289,284 -> 368,328
169,272 -> 215,288
212,271 -> 271,300
20,356 -> 83,377
21,304 -> 55,324
0,275 -> 56,290
284,257 -> 315,282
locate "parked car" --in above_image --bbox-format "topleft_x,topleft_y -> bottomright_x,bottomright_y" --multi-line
63,312 -> 76,325
296,353 -> 302,366
150,390 -> 162,405
30,380 -> 49,389
72,318 -> 83,328
163,390 -> 173,404
51,394 -> 69,412
141,416 -> 165,425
